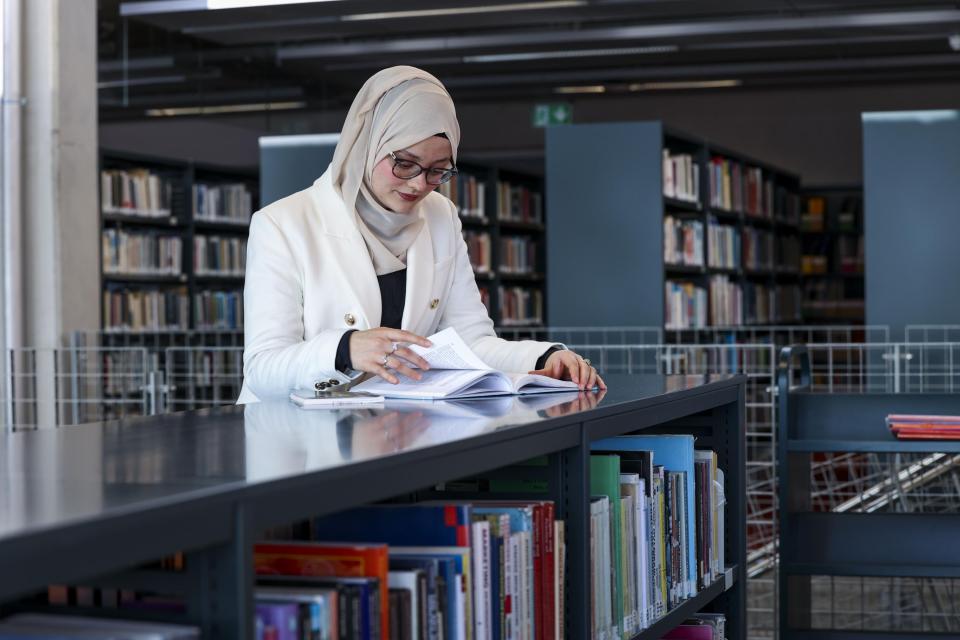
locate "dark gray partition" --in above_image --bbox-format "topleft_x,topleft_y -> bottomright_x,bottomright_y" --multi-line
546,122 -> 664,326
863,110 -> 960,340
258,134 -> 339,208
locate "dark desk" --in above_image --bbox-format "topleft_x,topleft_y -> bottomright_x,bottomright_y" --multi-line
0,373 -> 746,640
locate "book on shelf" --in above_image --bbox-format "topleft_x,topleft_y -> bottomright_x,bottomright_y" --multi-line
887,414 -> 960,440
192,182 -> 252,224
352,327 -> 578,399
497,181 -> 542,225
665,281 -> 708,330
103,286 -> 189,333
662,150 -> 700,204
302,499 -> 565,640
439,172 -> 486,220
664,217 -> 704,267
463,230 -> 492,273
256,587 -> 338,640
102,229 -> 183,276
709,276 -> 742,327
741,228 -> 774,271
254,541 -> 390,640
101,168 -> 172,217
193,289 -> 243,330
498,287 -> 543,326
708,157 -> 743,213
193,235 -> 247,276
499,236 -> 539,274
585,438 -> 725,639
705,218 -> 738,270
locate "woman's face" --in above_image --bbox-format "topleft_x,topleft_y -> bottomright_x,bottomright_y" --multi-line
369,136 -> 454,214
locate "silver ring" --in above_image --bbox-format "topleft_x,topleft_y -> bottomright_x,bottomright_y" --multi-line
382,352 -> 390,367
583,358 -> 592,367
391,342 -> 399,354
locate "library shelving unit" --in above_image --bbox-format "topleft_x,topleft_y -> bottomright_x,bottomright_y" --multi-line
545,121 -> 801,342
799,187 -> 864,325
439,162 -> 546,329
778,346 -> 960,639
0,373 -> 746,639
98,151 -> 255,414
99,150 -> 256,347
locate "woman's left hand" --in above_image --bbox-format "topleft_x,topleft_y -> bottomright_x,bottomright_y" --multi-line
529,350 -> 607,390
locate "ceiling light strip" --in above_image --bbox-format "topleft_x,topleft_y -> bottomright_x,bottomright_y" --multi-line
465,45 -> 678,64
629,79 -> 742,91
121,0 -> 342,16
342,1 -> 585,22
146,100 -> 305,116
554,85 -> 606,94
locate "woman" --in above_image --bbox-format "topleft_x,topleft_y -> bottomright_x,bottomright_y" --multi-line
238,66 -> 604,403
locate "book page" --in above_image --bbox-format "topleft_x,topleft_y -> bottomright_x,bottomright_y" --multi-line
409,327 -> 491,371
506,372 -> 580,394
354,368 -> 507,399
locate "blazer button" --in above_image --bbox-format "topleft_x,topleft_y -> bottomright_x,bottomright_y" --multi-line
429,298 -> 439,310
344,313 -> 356,326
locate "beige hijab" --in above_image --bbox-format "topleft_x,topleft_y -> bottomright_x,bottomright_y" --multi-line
330,66 -> 461,275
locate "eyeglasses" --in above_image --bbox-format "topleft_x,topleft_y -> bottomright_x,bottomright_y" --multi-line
389,152 -> 458,186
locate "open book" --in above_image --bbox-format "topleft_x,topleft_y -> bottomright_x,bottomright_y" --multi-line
352,327 -> 580,400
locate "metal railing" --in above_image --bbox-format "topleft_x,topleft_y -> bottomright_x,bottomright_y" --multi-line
163,346 -> 244,412
3,347 -> 151,431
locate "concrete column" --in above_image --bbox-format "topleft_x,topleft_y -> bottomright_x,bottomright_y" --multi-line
21,0 -> 99,347
17,0 -> 98,427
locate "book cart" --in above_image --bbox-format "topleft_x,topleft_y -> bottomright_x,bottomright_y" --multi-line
0,373 -> 746,639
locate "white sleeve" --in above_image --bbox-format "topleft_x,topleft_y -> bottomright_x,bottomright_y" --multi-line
436,213 -> 560,373
242,212 -> 354,400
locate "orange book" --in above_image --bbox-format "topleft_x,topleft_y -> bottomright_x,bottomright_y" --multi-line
254,541 -> 389,640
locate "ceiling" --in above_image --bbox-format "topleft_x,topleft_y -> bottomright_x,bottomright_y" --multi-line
98,0 -> 960,120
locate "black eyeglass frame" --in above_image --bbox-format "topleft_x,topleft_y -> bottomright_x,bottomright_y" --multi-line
389,151 -> 458,185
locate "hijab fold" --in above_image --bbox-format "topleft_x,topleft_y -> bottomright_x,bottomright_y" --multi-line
330,67 -> 461,275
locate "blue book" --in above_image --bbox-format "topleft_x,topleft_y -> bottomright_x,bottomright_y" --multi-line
313,504 -> 472,547
591,434 -> 697,598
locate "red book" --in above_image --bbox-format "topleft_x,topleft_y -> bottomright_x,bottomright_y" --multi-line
254,541 -> 389,640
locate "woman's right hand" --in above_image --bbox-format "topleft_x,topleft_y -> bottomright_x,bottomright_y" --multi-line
349,328 -> 433,384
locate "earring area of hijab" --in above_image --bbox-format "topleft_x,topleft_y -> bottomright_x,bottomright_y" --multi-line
389,151 -> 458,186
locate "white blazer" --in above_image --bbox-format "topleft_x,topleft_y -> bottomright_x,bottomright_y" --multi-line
238,167 -> 557,403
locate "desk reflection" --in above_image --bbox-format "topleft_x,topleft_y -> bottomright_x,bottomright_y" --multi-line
243,390 -> 606,481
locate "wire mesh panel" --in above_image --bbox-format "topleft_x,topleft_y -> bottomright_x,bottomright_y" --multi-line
805,343 -> 960,393
163,346 -> 244,412
905,324 -> 960,343
2,347 -> 150,431
495,325 -> 664,345
798,575 -> 960,633
664,324 -> 890,346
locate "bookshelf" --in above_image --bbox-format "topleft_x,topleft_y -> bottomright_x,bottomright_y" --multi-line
546,121 -> 801,336
799,187 -> 864,325
0,373 -> 746,640
99,150 -> 256,339
438,163 -> 547,328
778,346 -> 960,638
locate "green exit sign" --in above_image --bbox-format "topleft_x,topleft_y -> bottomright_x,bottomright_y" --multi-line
532,103 -> 572,127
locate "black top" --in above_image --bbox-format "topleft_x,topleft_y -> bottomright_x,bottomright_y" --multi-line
334,268 -> 557,372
